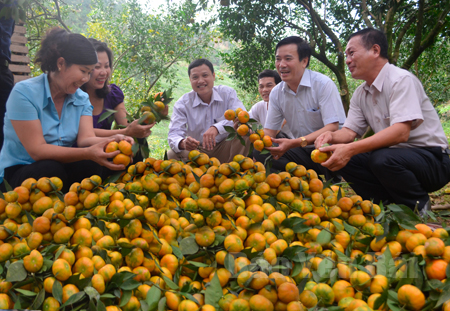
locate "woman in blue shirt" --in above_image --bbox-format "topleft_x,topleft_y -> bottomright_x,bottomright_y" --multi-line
0,28 -> 133,192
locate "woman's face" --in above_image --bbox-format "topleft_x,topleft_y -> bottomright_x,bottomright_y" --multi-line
58,61 -> 95,94
85,51 -> 111,90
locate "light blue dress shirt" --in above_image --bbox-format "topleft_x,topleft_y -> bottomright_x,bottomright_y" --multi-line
0,73 -> 93,183
168,85 -> 246,153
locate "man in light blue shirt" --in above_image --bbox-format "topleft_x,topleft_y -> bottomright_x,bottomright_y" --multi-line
256,36 -> 346,179
168,59 -> 249,163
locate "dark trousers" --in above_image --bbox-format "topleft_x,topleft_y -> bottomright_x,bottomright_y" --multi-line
254,145 -> 339,182
0,65 -> 14,152
2,160 -> 103,193
337,147 -> 450,209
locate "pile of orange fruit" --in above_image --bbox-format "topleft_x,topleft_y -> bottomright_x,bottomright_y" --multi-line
0,151 -> 449,311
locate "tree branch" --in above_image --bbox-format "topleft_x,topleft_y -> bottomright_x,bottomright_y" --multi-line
360,0 -> 373,28
401,1 -> 450,69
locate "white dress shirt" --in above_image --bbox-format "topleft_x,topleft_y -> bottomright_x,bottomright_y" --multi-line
345,63 -> 448,149
249,100 -> 294,138
168,85 -> 246,153
265,69 -> 346,139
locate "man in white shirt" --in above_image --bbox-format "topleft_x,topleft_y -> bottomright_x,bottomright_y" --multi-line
168,59 -> 249,163
315,28 -> 450,212
249,69 -> 293,139
256,36 -> 346,180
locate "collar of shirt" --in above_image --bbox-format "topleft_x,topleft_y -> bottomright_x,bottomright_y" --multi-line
363,62 -> 390,94
43,73 -> 85,109
282,69 -> 312,95
192,87 -> 224,108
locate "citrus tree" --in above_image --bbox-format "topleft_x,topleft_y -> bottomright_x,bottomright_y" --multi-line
86,0 -> 217,109
211,0 -> 450,111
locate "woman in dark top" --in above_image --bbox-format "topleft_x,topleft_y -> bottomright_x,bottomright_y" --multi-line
80,39 -> 154,138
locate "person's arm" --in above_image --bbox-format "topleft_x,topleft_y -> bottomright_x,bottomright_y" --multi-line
266,122 -> 339,159
320,122 -> 412,171
93,102 -> 154,138
11,117 -> 128,170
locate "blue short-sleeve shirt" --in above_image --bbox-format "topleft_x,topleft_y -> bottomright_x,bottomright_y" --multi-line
0,73 -> 93,183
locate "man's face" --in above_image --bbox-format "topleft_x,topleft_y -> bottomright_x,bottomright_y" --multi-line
189,64 -> 215,101
258,77 -> 277,102
275,44 -> 308,89
345,36 -> 376,81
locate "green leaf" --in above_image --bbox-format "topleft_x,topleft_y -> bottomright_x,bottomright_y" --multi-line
172,245 -> 183,260
29,288 -> 45,310
224,253 -> 235,274
343,221 -> 358,235
187,261 -> 209,268
3,179 -> 12,191
205,270 -> 222,309
84,286 -> 100,301
120,279 -> 141,291
104,171 -> 124,184
24,209 -> 34,227
224,125 -> 236,133
162,275 -> 179,289
146,285 -> 162,311
59,291 -> 86,309
6,261 -> 27,282
180,237 -> 199,255
119,290 -> 132,307
53,278 -> 63,303
375,245 -> 396,281
99,109 -> 118,122
316,230 -> 332,246
14,288 -> 37,296
158,297 -> 167,311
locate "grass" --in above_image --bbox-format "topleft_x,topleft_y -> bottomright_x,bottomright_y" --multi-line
139,62 -> 241,159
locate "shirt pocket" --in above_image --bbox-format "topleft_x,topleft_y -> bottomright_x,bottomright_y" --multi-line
305,109 -> 323,129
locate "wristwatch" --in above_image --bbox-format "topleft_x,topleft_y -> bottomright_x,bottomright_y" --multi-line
299,137 -> 307,147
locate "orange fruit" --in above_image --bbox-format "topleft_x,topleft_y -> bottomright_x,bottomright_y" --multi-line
332,280 -> 354,303
62,284 -> 79,303
350,271 -> 371,291
105,141 -> 119,153
248,294 -> 274,311
23,249 -> 44,273
237,124 -> 249,136
52,259 -> 72,281
311,149 -> 332,163
277,282 -> 299,303
118,140 -> 133,155
299,290 -> 318,308
425,259 -> 448,280
397,284 -> 425,311
113,153 -> 131,166
312,283 -> 334,306
43,296 -> 60,311
253,140 -> 264,151
405,233 -> 427,252
424,237 -> 445,256
237,110 -> 250,123
224,109 -> 236,120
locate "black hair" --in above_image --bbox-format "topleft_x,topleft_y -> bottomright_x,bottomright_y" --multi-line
348,28 -> 389,59
35,27 -> 97,72
188,59 -> 214,76
80,38 -> 113,98
275,36 -> 311,67
258,69 -> 281,85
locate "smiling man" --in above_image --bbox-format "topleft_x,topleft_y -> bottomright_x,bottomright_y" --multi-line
168,58 -> 249,163
248,69 -> 293,138
315,28 -> 450,213
255,36 -> 346,178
